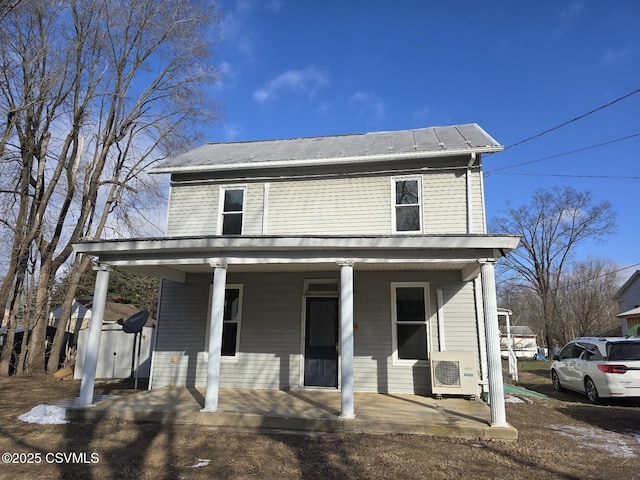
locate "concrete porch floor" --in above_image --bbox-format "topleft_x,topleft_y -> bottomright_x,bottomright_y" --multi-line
64,387 -> 517,441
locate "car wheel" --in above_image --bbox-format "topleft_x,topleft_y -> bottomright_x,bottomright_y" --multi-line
551,369 -> 564,392
585,377 -> 600,404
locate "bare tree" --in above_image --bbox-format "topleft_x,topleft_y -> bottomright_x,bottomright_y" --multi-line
0,0 -> 21,22
491,186 -> 616,352
555,257 -> 620,342
0,0 -> 221,375
498,257 -> 621,349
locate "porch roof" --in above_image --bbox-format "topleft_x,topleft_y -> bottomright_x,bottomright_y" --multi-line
72,234 -> 520,282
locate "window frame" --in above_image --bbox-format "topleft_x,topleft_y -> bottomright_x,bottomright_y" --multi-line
205,284 -> 243,361
218,185 -> 247,235
391,175 -> 423,234
390,282 -> 431,366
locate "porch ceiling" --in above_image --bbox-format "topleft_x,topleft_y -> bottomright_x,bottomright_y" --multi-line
72,234 -> 520,281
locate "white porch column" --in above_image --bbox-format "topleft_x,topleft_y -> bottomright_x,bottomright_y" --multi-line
479,260 -> 508,427
339,261 -> 355,419
202,261 -> 227,412
79,264 -> 111,407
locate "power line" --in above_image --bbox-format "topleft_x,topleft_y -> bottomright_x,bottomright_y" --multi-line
503,87 -> 640,151
556,262 -> 640,291
486,132 -> 640,174
493,173 -> 640,179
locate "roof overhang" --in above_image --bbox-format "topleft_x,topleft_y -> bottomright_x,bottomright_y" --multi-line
73,234 -> 520,282
618,306 -> 640,318
149,147 -> 501,175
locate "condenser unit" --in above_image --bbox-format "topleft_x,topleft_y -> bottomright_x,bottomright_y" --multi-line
430,351 -> 478,401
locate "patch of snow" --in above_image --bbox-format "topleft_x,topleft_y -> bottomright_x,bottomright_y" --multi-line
549,424 -> 640,459
625,429 -> 640,439
188,459 -> 211,468
18,404 -> 69,425
505,395 -> 525,403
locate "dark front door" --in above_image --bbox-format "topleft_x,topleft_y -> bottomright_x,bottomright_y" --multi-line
304,297 -> 339,387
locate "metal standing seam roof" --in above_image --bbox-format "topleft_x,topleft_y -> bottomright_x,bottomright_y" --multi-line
150,123 -> 502,174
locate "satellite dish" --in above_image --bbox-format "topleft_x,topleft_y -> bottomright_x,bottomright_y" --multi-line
120,310 -> 149,334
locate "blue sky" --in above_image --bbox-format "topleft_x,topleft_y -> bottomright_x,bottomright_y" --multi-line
206,0 -> 640,270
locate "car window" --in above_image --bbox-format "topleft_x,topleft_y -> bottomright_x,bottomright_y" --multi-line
560,343 -> 583,360
608,342 -> 640,361
580,343 -> 603,361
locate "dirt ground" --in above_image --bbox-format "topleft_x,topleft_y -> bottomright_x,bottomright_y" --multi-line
0,363 -> 639,480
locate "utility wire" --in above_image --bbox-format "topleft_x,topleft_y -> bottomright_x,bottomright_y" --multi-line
493,173 -> 640,179
502,86 -> 640,151
555,262 -> 640,291
486,132 -> 640,175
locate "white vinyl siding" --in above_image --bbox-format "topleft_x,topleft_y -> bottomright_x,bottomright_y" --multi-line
468,169 -> 486,233
165,164 -> 485,237
166,183 -> 264,236
422,171 -> 468,234
267,176 -> 390,235
152,273 -> 304,389
151,270 -> 479,395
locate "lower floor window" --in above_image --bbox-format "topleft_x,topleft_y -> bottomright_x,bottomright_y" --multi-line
392,283 -> 429,361
222,287 -> 241,356
207,285 -> 243,357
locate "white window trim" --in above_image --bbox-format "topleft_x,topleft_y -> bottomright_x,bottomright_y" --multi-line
390,175 -> 423,234
218,185 -> 247,235
205,284 -> 243,362
391,282 -> 431,366
304,279 -> 340,296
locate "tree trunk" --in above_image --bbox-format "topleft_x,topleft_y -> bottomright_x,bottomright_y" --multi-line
47,255 -> 92,372
22,262 -> 53,374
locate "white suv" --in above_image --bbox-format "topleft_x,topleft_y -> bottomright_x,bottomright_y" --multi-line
550,337 -> 640,404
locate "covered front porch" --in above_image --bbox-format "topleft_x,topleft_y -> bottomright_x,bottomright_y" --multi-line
72,234 -> 520,432
65,386 -> 518,441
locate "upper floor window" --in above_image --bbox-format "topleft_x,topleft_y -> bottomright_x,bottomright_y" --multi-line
392,177 -> 422,233
220,187 -> 245,235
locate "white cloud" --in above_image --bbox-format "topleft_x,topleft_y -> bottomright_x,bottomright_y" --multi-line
350,91 -> 385,123
219,1 -> 284,61
601,46 -> 631,65
555,0 -> 585,36
254,66 -> 330,103
212,61 -> 236,90
222,124 -> 241,141
413,105 -> 431,123
559,0 -> 585,21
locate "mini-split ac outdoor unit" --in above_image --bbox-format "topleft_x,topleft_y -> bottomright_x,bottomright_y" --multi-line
430,351 -> 478,401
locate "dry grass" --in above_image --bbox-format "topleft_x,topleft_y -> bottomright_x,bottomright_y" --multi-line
0,368 -> 639,480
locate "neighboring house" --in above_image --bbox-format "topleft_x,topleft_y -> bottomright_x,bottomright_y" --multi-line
48,299 -> 143,333
499,326 -> 538,359
614,270 -> 640,335
72,124 -> 520,426
48,299 -> 92,332
47,300 -> 153,377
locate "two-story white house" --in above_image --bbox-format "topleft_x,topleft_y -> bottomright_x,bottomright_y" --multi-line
73,123 -> 519,426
